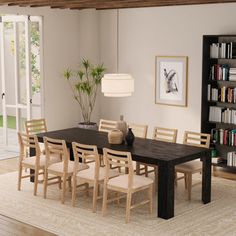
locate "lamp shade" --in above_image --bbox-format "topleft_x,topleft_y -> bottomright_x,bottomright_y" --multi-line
101,74 -> 134,97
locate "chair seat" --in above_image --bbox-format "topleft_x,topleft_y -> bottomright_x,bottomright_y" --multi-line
176,160 -> 202,173
107,174 -> 153,190
48,161 -> 88,174
76,165 -> 119,181
22,154 -> 61,168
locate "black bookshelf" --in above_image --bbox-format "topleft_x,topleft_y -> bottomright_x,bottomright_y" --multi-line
201,35 -> 236,171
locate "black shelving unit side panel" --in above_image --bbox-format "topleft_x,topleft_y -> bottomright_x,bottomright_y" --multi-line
201,35 -> 218,134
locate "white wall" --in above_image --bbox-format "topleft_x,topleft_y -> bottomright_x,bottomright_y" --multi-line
78,9 -> 100,123
0,6 -> 81,130
98,3 -> 236,142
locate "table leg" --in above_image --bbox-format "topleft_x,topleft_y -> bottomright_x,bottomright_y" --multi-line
202,151 -> 211,204
158,162 -> 175,219
30,147 -> 35,182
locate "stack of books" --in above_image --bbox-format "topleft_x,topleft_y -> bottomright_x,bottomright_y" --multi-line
209,106 -> 223,122
209,107 -> 236,124
229,68 -> 236,81
227,152 -> 236,167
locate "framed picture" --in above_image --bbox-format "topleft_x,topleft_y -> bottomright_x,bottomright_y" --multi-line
155,56 -> 188,107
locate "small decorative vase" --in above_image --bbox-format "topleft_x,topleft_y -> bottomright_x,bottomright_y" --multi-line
108,129 -> 123,144
125,128 -> 135,146
116,115 -> 127,140
116,121 -> 127,140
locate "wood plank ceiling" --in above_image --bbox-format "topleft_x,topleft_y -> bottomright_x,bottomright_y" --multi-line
0,0 -> 235,10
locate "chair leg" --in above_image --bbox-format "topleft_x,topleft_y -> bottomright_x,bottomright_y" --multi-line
92,181 -> 99,213
145,165 -> 148,177
102,184 -> 108,216
68,176 -> 72,192
34,168 -> 39,196
61,175 -> 67,204
18,164 -> 23,191
187,173 -> 192,201
125,191 -> 132,223
43,170 -> 48,199
174,171 -> 178,186
72,175 -> 77,207
148,184 -> 153,214
184,173 -> 188,189
58,177 -> 62,189
136,162 -> 140,175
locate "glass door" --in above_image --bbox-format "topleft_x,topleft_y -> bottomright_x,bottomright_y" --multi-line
0,15 -> 43,152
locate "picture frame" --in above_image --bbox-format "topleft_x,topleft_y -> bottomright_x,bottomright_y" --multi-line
155,56 -> 188,107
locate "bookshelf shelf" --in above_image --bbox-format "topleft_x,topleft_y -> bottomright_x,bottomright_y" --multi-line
202,35 -> 236,172
207,121 -> 236,128
212,162 -> 236,171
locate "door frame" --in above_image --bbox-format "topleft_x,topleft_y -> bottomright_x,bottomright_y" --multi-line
0,15 -> 44,148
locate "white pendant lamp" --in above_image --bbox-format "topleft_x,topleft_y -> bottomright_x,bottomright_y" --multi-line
101,9 -> 134,97
102,73 -> 134,97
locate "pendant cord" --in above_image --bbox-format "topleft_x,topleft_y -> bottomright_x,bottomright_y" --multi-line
117,9 -> 119,73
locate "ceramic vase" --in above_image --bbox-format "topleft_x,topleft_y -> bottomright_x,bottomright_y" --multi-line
125,128 -> 135,146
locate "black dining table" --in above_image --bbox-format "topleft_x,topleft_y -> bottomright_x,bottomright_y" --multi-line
36,127 -> 211,220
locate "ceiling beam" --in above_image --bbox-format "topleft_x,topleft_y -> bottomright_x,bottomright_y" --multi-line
0,0 -> 235,10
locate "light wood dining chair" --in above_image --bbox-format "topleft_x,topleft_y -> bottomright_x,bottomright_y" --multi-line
128,123 -> 148,174
98,119 -> 118,168
102,148 -> 153,223
72,142 -> 119,212
25,119 -> 47,154
18,132 -> 61,196
175,131 -> 210,200
43,137 -> 88,204
18,132 -> 42,196
25,119 -> 47,135
98,119 -> 117,132
141,127 -> 178,177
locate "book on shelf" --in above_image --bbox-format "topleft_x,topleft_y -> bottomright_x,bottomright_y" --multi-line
207,84 -> 236,103
209,106 -> 223,122
210,42 -> 236,59
211,128 -> 236,146
210,64 -> 229,81
227,152 -> 236,167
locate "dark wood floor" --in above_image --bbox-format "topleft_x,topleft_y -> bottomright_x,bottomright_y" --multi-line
0,158 -> 57,236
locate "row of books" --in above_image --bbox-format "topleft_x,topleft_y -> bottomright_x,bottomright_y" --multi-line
229,68 -> 236,81
209,64 -> 229,81
210,42 -> 236,59
227,152 -> 236,167
207,85 -> 236,103
211,128 -> 236,146
209,106 -> 236,124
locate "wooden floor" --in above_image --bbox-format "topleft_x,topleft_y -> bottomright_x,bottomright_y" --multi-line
0,158 -> 57,236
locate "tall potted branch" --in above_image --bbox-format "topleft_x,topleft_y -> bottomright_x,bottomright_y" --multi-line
63,59 -> 105,129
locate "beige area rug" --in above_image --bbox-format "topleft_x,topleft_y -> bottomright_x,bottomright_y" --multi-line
0,172 -> 236,236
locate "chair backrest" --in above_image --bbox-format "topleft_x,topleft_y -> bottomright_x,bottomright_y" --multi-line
128,123 -> 148,138
103,148 -> 133,188
25,119 -> 47,135
153,127 -> 177,143
183,131 -> 210,148
99,119 -> 117,133
72,142 -> 99,178
44,137 -> 68,171
18,132 -> 41,162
